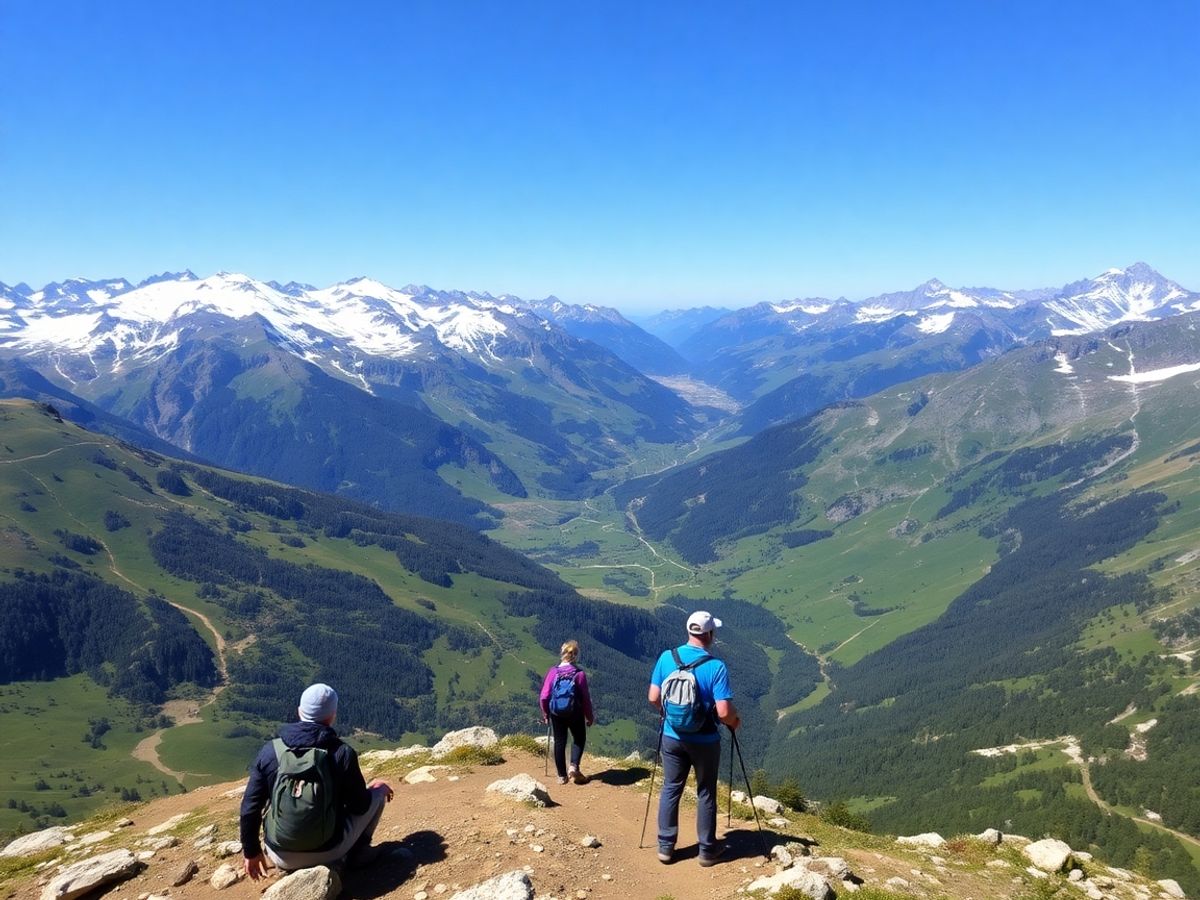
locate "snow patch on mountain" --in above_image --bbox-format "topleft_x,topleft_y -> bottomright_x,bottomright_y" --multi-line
1108,362 -> 1200,384
916,312 -> 955,334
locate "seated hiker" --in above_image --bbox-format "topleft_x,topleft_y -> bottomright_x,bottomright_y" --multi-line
240,683 -> 394,879
539,639 -> 595,784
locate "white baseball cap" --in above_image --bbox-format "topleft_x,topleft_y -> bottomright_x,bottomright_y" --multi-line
686,610 -> 722,635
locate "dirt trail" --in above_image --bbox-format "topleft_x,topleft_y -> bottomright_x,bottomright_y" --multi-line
15,749 -> 1054,900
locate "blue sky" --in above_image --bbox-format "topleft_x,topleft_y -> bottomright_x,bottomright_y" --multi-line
3,1 -> 1197,311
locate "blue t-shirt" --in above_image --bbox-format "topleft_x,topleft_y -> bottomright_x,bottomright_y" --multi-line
650,643 -> 732,744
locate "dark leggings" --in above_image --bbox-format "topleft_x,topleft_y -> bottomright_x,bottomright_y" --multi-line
549,714 -> 586,776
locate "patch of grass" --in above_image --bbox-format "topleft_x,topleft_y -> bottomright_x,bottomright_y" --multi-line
440,745 -> 505,766
499,733 -> 542,756
831,888 -> 923,900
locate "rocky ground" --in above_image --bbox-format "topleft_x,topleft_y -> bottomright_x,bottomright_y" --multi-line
1,730 -> 1189,900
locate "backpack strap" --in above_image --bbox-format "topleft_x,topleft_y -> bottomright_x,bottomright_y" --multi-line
271,738 -> 288,763
670,647 -> 714,672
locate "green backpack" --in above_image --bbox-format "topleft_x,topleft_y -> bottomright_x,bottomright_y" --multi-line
263,739 -> 339,852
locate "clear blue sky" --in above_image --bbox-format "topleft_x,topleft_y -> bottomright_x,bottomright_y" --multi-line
3,1 -> 1197,311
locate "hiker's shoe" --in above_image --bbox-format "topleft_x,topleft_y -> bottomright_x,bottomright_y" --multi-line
698,845 -> 729,867
557,775 -> 569,785
348,843 -> 386,868
568,767 -> 590,785
656,847 -> 673,864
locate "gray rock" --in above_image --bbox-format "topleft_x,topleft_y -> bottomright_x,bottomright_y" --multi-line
1068,868 -> 1084,882
1157,879 -> 1186,899
1023,838 -> 1074,873
147,813 -> 189,835
432,726 -> 498,758
753,795 -> 786,814
897,832 -> 946,848
804,857 -> 852,881
138,836 -> 179,851
39,849 -> 140,900
209,862 -> 241,889
214,840 -> 243,858
449,870 -> 534,900
405,765 -> 449,784
486,773 -> 551,807
263,865 -> 342,900
171,859 -> 200,886
2,827 -> 74,858
976,828 -> 1003,845
623,750 -> 641,761
580,834 -> 601,848
746,866 -> 834,898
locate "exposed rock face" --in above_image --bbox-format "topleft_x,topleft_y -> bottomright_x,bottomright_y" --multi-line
449,870 -> 534,900
2,826 -> 74,857
262,865 -> 342,900
432,727 -> 498,758
40,849 -> 140,900
1023,838 -> 1074,873
896,832 -> 946,848
1157,878 -> 1186,899
486,773 -> 551,807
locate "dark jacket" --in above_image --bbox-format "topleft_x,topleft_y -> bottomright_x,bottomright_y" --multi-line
238,720 -> 371,857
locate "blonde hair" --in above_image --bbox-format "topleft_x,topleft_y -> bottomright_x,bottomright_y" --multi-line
560,640 -> 580,663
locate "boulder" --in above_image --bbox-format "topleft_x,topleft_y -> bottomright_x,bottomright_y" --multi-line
580,834 -> 601,848
753,795 -> 786,815
405,765 -> 449,784
1157,879 -> 1185,899
2,826 -> 74,857
263,865 -> 342,900
976,828 -> 1002,845
432,726 -> 498,758
1023,838 -> 1073,873
731,789 -> 749,804
214,840 -> 243,858
360,745 -> 428,764
210,862 -> 242,889
39,849 -> 140,900
746,867 -> 835,898
486,773 -> 551,807
896,833 -> 946,848
449,870 -> 534,900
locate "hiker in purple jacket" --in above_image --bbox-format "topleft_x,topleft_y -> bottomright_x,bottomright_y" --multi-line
539,639 -> 595,784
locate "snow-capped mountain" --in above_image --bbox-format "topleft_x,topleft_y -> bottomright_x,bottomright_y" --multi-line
0,272 -> 704,517
1034,262 -> 1200,336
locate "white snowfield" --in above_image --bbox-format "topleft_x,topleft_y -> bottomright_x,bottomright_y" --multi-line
916,312 -> 955,334
1107,362 -> 1200,384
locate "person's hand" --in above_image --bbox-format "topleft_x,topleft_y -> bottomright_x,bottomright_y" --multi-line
542,715 -> 548,724
586,717 -> 594,727
244,853 -> 271,881
368,779 -> 394,802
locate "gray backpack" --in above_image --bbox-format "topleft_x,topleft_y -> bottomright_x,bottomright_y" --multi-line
661,648 -> 715,733
263,739 -> 338,851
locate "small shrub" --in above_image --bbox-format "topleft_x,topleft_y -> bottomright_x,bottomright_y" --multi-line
499,733 -> 542,756
440,745 -> 504,766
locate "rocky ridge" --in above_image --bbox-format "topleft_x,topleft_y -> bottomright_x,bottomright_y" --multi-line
1,728 -> 1189,900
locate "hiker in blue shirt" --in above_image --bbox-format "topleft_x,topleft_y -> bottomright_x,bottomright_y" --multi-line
648,611 -> 741,867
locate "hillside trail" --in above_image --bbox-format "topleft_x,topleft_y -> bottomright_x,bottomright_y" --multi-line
22,748 -> 1044,900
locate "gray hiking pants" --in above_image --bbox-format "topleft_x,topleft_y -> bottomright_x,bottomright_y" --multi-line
657,735 -> 721,856
265,785 -> 387,871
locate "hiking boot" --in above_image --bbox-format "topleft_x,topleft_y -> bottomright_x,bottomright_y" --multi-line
698,845 -> 729,867
568,767 -> 589,785
557,775 -> 569,785
656,847 -> 673,864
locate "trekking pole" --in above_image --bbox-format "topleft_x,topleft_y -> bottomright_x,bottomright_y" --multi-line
638,715 -> 666,849
726,727 -> 734,828
729,726 -> 770,860
544,721 -> 551,776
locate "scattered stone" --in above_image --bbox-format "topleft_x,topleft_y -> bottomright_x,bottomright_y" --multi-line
3,827 -> 75,858
486,774 -> 551,807
805,857 -> 852,881
147,814 -> 189,836
136,851 -> 155,861
405,766 -> 449,784
1025,866 -> 1049,880
138,837 -> 179,851
114,819 -> 134,829
976,828 -> 1002,845
731,789 -> 749,804
432,727 -> 499,758
214,840 -> 243,858
896,833 -> 946,848
209,862 -> 241,889
1085,885 -> 1104,900
171,859 -> 200,886
986,859 -> 1012,868
448,870 -> 534,900
1068,868 -> 1084,882
885,877 -> 911,889
768,817 -> 789,828
193,835 -> 214,849
263,865 -> 341,900
771,844 -> 795,867
623,750 -> 641,761
530,844 -> 544,853
746,866 -> 834,898
195,824 -> 218,838
415,893 -> 430,900
1023,838 -> 1074,873
580,835 -> 600,848
1157,880 -> 1185,899
360,745 -> 428,764
39,849 -> 140,900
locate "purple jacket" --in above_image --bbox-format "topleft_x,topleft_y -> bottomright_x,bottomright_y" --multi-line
539,663 -> 594,722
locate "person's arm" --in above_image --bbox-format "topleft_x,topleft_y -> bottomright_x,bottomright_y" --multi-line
648,683 -> 662,714
340,744 -> 373,816
539,667 -> 554,721
239,744 -> 274,879
715,698 -> 741,730
577,670 -> 594,725
712,662 -> 740,730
